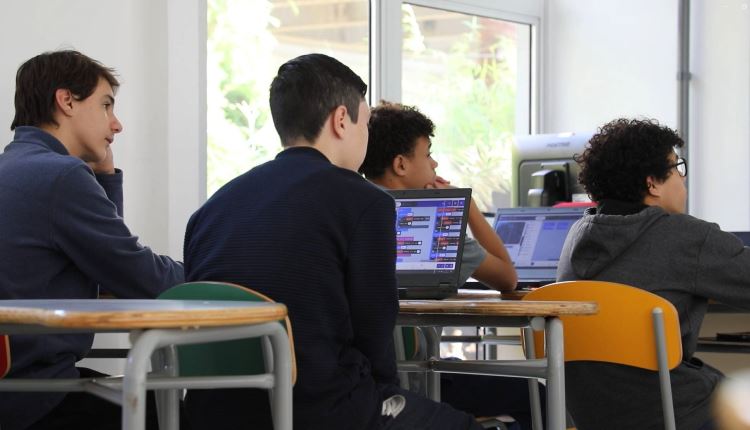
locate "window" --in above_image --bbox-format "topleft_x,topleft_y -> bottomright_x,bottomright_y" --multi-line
400,4 -> 532,212
206,0 -> 369,195
205,0 -> 539,360
387,1 -> 538,360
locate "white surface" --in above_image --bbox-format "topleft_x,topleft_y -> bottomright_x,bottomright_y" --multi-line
688,0 -> 750,230
80,333 -> 130,375
541,0 -> 678,131
542,0 -> 750,230
0,0 -> 203,260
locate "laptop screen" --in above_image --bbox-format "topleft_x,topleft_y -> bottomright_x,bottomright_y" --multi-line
730,231 -> 750,246
387,188 -> 471,293
493,206 -> 586,283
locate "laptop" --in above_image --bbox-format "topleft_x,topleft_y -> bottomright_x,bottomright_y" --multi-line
492,206 -> 587,288
387,188 -> 472,299
730,231 -> 750,246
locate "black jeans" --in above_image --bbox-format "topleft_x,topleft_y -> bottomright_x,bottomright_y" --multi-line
185,384 -> 483,430
379,384 -> 484,430
441,373 -> 547,430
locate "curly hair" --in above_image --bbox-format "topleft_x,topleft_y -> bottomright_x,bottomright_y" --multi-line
358,101 -> 434,179
576,118 -> 684,203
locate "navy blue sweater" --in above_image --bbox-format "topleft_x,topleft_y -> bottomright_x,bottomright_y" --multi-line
184,146 -> 399,429
0,127 -> 184,430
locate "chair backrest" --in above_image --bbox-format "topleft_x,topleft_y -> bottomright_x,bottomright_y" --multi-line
158,281 -> 296,383
401,326 -> 421,360
522,280 -> 682,370
0,335 -> 9,378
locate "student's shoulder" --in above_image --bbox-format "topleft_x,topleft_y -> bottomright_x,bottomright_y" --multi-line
53,158 -> 97,184
655,211 -> 731,251
328,167 -> 393,204
6,147 -> 92,188
663,211 -> 716,232
6,142 -> 81,168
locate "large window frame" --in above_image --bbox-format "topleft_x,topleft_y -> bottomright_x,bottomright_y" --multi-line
164,0 -> 542,256
370,0 -> 542,359
371,0 -> 542,135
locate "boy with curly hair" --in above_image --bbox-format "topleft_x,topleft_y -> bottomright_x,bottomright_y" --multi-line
558,118 -> 750,430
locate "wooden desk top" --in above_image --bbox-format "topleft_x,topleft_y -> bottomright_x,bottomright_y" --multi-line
0,299 -> 287,330
454,289 -> 747,312
399,299 -> 598,317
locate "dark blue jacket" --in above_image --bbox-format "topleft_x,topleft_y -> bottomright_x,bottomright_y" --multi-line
184,146 -> 399,429
0,127 -> 184,430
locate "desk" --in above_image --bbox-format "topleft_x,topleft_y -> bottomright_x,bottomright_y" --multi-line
697,337 -> 750,354
0,299 -> 292,430
398,297 -> 597,430
697,303 -> 750,356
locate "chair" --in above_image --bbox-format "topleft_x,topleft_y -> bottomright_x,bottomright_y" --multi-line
154,281 -> 296,429
0,334 -> 9,378
523,280 -> 682,430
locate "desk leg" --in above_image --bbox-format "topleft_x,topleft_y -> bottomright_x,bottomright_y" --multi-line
123,323 -> 293,430
152,345 -> 180,430
546,317 -> 566,430
124,330 -> 159,430
523,326 -> 544,430
424,327 -> 442,401
267,323 -> 293,430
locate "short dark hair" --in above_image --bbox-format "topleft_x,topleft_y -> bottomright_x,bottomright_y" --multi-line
359,101 -> 435,179
269,53 -> 367,146
11,50 -> 119,130
576,118 -> 685,203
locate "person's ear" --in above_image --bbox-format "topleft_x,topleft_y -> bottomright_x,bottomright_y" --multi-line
331,105 -> 348,139
54,89 -> 75,118
392,154 -> 409,177
646,176 -> 661,197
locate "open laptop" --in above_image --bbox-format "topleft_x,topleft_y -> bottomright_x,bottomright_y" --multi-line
493,206 -> 587,288
388,188 -> 472,299
730,231 -> 750,246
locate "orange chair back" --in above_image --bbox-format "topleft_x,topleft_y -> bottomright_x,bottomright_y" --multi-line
523,280 -> 682,370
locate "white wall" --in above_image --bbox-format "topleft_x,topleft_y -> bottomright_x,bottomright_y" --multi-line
0,0 -> 204,258
0,0 -> 170,253
542,0 -> 750,230
541,0 -> 678,132
0,0 -> 204,374
689,0 -> 750,230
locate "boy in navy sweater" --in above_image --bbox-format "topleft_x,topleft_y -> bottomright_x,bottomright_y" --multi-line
0,50 -> 183,430
183,54 -> 482,429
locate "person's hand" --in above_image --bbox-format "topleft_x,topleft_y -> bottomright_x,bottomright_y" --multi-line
426,175 -> 454,189
88,146 -> 115,175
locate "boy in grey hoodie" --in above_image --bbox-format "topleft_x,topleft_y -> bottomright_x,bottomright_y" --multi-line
557,118 -> 750,430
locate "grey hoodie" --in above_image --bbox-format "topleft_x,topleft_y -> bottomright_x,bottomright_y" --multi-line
557,205 -> 750,430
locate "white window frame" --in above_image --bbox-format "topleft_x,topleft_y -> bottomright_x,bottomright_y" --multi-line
370,0 -> 542,134
171,0 -> 543,255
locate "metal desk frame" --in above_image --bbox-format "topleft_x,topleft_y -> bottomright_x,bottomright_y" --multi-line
0,299 -> 293,430
397,301 -> 597,430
